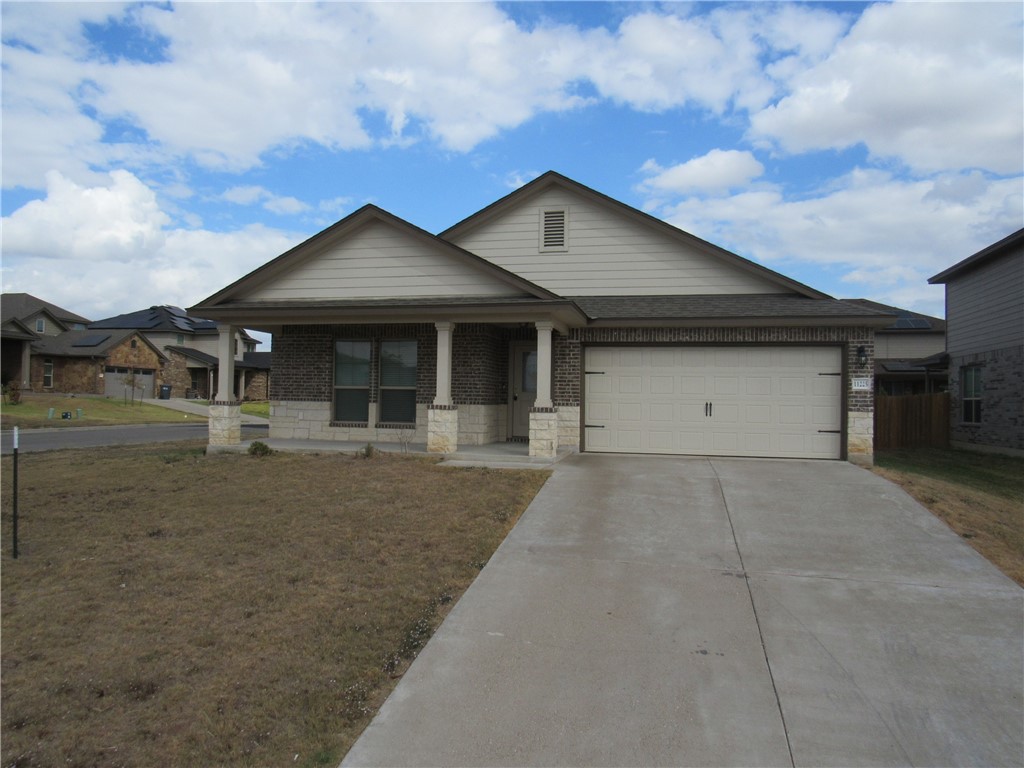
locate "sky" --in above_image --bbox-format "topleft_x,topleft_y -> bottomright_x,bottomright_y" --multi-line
2,1 -> 1022,350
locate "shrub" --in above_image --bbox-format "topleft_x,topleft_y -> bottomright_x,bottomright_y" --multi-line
248,440 -> 273,457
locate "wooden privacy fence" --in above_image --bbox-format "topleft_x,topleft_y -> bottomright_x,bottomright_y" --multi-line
874,393 -> 950,451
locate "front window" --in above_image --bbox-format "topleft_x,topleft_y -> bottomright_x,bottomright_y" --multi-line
334,340 -> 371,422
35,318 -> 45,333
43,359 -> 53,388
962,365 -> 982,424
379,340 -> 417,423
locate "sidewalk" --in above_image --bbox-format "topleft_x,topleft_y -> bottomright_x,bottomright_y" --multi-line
146,397 -> 269,425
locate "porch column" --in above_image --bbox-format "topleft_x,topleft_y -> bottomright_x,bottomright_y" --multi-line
535,321 -> 553,408
209,324 -> 242,450
428,321 -> 458,453
20,341 -> 31,388
529,321 -> 558,458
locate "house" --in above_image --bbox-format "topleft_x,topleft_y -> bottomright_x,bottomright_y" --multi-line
928,228 -> 1023,455
28,329 -> 166,397
1,293 -> 91,389
88,305 -> 270,400
842,299 -> 947,395
191,172 -> 894,462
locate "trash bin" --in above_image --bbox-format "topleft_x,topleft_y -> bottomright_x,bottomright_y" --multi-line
159,384 -> 172,400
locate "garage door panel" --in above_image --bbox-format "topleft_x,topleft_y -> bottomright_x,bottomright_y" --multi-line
584,346 -> 842,459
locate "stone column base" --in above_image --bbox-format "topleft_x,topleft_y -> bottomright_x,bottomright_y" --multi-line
427,405 -> 458,453
847,410 -> 874,466
209,402 -> 242,448
529,407 -> 558,458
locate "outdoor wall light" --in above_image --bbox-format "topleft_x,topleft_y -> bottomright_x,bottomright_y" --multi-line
856,345 -> 868,367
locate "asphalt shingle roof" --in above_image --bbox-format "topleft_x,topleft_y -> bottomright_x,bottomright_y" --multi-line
1,293 -> 91,326
569,294 -> 894,321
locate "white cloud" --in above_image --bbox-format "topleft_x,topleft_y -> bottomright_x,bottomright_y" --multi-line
2,170 -> 169,262
1,171 -> 298,321
222,185 -> 309,215
749,2 -> 1024,174
640,150 -> 765,196
642,167 -> 1023,315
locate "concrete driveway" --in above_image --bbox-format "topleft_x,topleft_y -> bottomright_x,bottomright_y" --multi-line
342,454 -> 1024,767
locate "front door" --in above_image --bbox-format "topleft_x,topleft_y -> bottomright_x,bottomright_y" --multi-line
510,343 -> 537,437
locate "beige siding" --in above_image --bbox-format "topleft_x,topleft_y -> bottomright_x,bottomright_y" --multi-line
946,248 -> 1023,356
246,220 -> 523,301
450,188 -> 786,296
874,332 -> 945,359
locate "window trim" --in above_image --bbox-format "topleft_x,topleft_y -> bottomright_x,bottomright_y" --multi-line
961,365 -> 982,424
333,339 -> 372,424
378,339 -> 417,425
35,317 -> 45,333
43,358 -> 54,388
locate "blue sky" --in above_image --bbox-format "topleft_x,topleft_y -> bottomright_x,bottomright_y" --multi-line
2,1 -> 1022,349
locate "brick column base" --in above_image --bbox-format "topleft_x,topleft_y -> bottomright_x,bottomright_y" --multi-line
209,402 -> 242,450
529,407 -> 558,458
427,406 -> 458,454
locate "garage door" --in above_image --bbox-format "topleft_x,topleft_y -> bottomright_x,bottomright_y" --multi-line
104,367 -> 156,398
584,347 -> 842,459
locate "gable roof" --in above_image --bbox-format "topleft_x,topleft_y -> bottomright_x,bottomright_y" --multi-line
31,329 -> 167,360
1,316 -> 39,341
928,228 -> 1024,284
440,171 -> 830,300
1,293 -> 91,327
191,205 -> 563,312
841,299 -> 944,332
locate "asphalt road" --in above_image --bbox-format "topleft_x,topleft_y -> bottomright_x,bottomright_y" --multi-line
0,423 -> 268,455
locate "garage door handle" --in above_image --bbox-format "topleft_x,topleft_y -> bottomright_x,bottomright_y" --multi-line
705,402 -> 713,417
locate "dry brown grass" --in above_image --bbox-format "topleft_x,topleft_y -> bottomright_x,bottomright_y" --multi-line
873,448 -> 1024,586
0,442 -> 549,767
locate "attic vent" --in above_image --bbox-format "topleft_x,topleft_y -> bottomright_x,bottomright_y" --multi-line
540,208 -> 568,251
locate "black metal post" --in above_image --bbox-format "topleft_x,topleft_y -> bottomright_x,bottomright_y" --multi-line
12,426 -> 19,559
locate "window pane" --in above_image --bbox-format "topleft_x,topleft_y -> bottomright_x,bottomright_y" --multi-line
521,350 -> 537,393
381,340 -> 417,387
335,340 -> 371,386
380,389 -> 416,423
335,389 -> 369,422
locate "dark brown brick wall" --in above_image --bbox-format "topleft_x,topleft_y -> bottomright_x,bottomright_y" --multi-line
452,324 -> 503,405
30,357 -> 102,393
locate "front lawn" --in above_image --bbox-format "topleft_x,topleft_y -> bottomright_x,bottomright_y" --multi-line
873,447 -> 1024,586
1,443 -> 549,767
1,393 -> 202,428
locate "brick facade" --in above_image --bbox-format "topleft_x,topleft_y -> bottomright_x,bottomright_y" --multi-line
948,344 -> 1024,452
269,322 -> 876,460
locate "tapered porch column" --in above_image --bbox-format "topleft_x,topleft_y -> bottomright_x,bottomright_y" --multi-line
529,321 -> 558,458
209,324 -> 242,450
428,321 -> 458,453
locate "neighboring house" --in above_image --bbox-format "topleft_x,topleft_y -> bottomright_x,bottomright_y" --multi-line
191,172 -> 894,462
1,293 -> 91,388
88,305 -> 269,400
843,299 -> 947,395
29,329 -> 165,397
929,228 -> 1024,455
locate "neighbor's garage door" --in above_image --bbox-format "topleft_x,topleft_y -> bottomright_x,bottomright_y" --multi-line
104,366 -> 156,398
584,347 -> 842,459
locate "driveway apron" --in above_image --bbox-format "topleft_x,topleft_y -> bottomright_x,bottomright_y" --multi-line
341,454 -> 1023,767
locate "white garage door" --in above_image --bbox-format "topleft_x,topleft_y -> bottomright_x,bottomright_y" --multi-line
584,346 -> 842,459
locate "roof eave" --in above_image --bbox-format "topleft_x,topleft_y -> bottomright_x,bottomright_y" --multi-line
585,315 -> 896,329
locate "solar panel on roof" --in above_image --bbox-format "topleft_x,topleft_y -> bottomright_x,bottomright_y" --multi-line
72,333 -> 111,347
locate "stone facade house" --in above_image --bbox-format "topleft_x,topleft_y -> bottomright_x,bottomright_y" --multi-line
929,228 -> 1024,455
88,305 -> 269,400
28,329 -> 165,397
191,172 -> 893,462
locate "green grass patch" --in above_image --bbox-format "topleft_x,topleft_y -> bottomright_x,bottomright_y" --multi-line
875,447 -> 1024,502
241,401 -> 270,418
1,394 -> 204,429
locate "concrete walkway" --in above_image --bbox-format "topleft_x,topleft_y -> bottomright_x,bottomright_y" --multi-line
145,397 -> 269,425
341,454 -> 1023,767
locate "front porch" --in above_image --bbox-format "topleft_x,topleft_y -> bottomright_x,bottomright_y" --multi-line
207,318 -> 582,459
